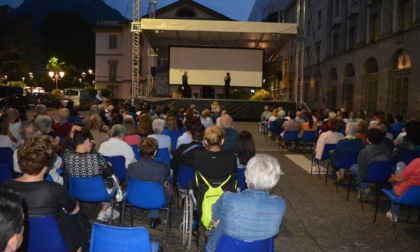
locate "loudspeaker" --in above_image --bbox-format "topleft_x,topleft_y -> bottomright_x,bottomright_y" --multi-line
151,67 -> 157,77
276,71 -> 282,81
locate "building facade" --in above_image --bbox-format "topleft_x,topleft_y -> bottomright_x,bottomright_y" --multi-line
280,0 -> 420,117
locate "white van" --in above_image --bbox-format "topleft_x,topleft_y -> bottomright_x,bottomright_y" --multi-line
62,89 -> 92,107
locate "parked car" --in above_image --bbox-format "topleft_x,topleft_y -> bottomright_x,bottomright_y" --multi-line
26,93 -> 61,109
0,86 -> 27,118
62,89 -> 92,108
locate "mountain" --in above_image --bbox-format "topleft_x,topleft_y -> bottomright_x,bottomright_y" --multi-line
12,0 -> 126,28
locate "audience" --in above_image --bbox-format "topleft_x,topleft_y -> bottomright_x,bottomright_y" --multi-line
52,108 -> 72,141
127,137 -> 170,228
219,114 -> 239,152
206,154 -> 286,252
163,116 -> 182,152
5,108 -> 21,144
0,186 -> 24,252
4,135 -> 89,251
200,109 -> 214,129
137,113 -> 154,140
0,116 -> 18,151
122,118 -> 141,147
99,124 -> 137,168
89,115 -> 110,152
176,118 -> 195,149
149,119 -> 172,153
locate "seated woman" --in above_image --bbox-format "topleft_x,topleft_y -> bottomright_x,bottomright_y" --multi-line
123,117 -> 141,147
63,127 -> 119,222
206,154 -> 286,252
331,122 -> 365,183
137,113 -> 154,141
235,130 -> 256,190
300,113 -> 317,137
89,115 -> 110,152
4,135 -> 89,252
127,137 -> 169,228
313,118 -> 344,172
393,121 -> 420,172
163,116 -> 182,152
149,119 -> 172,153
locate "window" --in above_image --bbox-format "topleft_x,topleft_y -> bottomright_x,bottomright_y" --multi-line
401,0 -> 411,31
108,61 -> 117,81
317,11 -> 322,29
109,35 -> 117,49
333,35 -> 339,55
371,14 -> 380,41
176,8 -> 196,17
348,26 -> 356,50
307,20 -> 311,36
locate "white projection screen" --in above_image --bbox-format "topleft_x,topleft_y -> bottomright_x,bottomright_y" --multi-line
169,47 -> 263,87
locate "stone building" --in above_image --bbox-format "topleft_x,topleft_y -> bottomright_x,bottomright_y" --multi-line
280,0 -> 420,117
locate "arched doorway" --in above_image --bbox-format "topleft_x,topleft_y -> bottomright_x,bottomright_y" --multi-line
327,68 -> 338,109
363,57 -> 379,113
389,49 -> 411,116
343,64 -> 355,111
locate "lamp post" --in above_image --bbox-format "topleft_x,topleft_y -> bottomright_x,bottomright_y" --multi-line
49,71 -> 65,90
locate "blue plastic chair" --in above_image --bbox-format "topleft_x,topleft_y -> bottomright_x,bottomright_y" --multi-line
0,147 -> 14,169
176,165 -> 195,205
347,160 -> 394,220
163,129 -> 182,152
382,186 -> 420,238
330,150 -> 360,190
130,144 -> 141,161
237,168 -> 247,191
103,155 -> 127,183
311,144 -> 336,179
0,163 -> 14,184
155,148 -> 171,170
68,175 -> 117,225
20,215 -> 68,252
69,116 -> 84,124
282,130 -> 299,150
121,178 -> 171,247
213,235 -> 274,252
89,223 -> 159,252
399,150 -> 420,166
300,130 -> 317,149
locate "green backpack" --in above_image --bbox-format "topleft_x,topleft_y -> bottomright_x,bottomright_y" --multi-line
197,173 -> 231,229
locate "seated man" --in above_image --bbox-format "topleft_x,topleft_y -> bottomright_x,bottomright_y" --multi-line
387,158 -> 420,222
53,108 -> 72,141
0,186 -> 24,252
127,137 -> 169,228
206,154 -> 286,252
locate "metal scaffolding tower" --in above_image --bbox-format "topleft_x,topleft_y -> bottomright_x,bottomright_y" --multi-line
131,0 -> 141,104
294,0 -> 306,109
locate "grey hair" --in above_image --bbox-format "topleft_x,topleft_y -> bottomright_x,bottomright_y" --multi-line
110,124 -> 126,138
219,114 -> 233,128
245,154 -> 281,191
152,119 -> 165,134
345,122 -> 357,136
34,115 -> 52,134
278,110 -> 286,118
369,121 -> 388,134
35,104 -> 47,115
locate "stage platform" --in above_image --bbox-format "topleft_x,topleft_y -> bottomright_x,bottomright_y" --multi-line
134,97 -> 295,121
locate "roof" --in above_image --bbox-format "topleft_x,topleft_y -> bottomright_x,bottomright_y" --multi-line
140,18 -> 297,62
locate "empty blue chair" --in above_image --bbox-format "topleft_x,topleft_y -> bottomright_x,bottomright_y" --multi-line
122,178 -> 171,247
382,186 -> 420,238
69,116 -> 84,124
130,144 -> 141,161
68,175 -> 117,225
89,223 -> 159,252
213,235 -> 274,252
0,163 -> 13,184
103,155 -> 127,183
155,148 -> 171,170
0,147 -> 14,169
20,215 -> 67,252
300,130 -> 317,149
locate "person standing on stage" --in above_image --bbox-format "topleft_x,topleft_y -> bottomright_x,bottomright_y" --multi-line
224,72 -> 231,99
182,71 -> 191,98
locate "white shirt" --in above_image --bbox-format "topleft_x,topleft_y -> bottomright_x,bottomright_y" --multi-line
98,138 -> 137,168
8,122 -> 22,143
149,134 -> 171,152
315,131 -> 344,160
176,133 -> 192,149
0,135 -> 18,151
201,117 -> 214,129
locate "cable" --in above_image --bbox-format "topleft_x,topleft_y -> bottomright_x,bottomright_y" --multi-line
278,184 -> 325,252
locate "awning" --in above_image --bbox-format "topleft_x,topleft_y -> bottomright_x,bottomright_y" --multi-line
140,18 -> 297,62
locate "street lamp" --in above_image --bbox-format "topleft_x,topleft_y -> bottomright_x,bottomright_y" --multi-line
22,77 -> 25,83
49,71 -> 65,89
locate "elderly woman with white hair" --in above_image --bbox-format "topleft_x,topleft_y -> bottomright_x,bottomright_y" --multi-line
330,122 -> 365,184
98,124 -> 136,168
149,119 -> 172,152
206,154 -> 286,252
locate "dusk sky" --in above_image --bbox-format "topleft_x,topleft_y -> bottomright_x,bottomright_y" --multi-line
0,0 -> 259,21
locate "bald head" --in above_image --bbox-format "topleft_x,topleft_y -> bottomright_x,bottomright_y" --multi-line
219,114 -> 233,129
59,108 -> 70,120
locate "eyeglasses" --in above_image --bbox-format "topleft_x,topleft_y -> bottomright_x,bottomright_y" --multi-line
90,139 -> 96,144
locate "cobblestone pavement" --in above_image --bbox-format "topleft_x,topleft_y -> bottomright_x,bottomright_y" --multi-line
80,121 -> 420,251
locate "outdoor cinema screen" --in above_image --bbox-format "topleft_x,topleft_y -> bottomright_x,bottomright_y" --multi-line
169,46 -> 263,87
